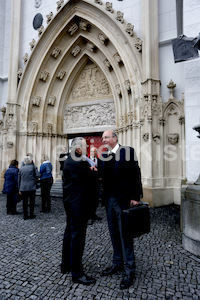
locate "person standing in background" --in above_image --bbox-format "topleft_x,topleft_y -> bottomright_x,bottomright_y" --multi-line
19,156 -> 40,220
2,160 -> 19,215
87,146 -> 102,225
40,154 -> 53,213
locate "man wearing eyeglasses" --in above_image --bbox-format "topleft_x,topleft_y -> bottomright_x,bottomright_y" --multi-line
99,130 -> 143,289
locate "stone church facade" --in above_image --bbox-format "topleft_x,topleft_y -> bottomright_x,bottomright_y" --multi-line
0,0 -> 200,206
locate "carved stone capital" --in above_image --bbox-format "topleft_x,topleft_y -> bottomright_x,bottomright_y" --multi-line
179,116 -> 185,125
29,122 -> 38,134
45,122 -> 53,134
116,11 -> 124,23
153,133 -> 160,144
168,133 -> 179,145
159,117 -> 166,126
147,116 -> 152,124
125,23 -> 134,37
51,47 -> 61,59
143,133 -> 149,142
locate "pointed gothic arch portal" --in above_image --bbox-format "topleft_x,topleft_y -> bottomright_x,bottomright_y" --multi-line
16,0 -> 142,171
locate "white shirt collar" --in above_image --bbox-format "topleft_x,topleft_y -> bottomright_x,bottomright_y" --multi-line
110,143 -> 119,154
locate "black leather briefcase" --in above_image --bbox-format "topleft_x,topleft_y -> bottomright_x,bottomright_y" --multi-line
122,202 -> 150,238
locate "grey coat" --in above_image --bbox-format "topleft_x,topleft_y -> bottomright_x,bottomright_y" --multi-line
18,163 -> 40,191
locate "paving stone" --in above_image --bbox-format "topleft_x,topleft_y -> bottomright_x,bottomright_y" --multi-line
0,195 -> 200,299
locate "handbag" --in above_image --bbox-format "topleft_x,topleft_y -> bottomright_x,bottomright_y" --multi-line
122,201 -> 150,238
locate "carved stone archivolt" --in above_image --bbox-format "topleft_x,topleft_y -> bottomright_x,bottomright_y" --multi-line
29,39 -> 36,51
116,84 -> 122,98
79,20 -> 89,31
124,80 -> 131,94
32,96 -> 41,107
94,0 -> 103,4
48,96 -> 56,106
46,12 -> 53,24
168,133 -> 179,145
17,68 -> 23,79
37,25 -> 44,37
22,53 -> 29,65
125,23 -> 134,37
40,70 -> 49,82
106,2 -> 114,13
68,23 -> 79,36
135,38 -> 142,52
70,62 -> 111,101
51,47 -> 61,59
98,33 -> 109,45
71,45 -> 81,57
57,69 -> 66,80
103,59 -> 113,71
113,53 -> 123,66
63,101 -> 115,131
116,11 -> 124,23
86,42 -> 97,52
57,0 -> 64,11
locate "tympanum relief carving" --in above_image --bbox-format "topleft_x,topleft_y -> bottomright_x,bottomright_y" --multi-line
69,62 -> 111,103
64,102 -> 115,132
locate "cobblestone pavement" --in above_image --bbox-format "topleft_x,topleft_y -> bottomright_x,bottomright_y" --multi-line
0,193 -> 200,300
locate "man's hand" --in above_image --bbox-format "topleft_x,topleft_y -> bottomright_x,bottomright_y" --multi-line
90,166 -> 98,172
130,200 -> 139,207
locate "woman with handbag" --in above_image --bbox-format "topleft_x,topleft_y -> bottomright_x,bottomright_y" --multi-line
39,154 -> 53,213
2,160 -> 19,215
19,156 -> 40,220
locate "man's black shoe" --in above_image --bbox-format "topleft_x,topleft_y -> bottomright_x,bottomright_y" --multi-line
120,274 -> 135,290
72,274 -> 96,285
102,265 -> 123,276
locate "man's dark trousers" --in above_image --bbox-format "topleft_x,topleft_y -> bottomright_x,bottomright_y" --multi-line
106,196 -> 135,278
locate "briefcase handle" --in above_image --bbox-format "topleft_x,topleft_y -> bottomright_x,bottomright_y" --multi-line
131,200 -> 149,207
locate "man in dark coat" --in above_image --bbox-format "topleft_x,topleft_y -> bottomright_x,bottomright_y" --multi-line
99,130 -> 143,290
2,160 -> 19,214
61,137 -> 97,285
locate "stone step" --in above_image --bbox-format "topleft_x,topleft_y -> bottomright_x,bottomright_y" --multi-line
36,179 -> 63,198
